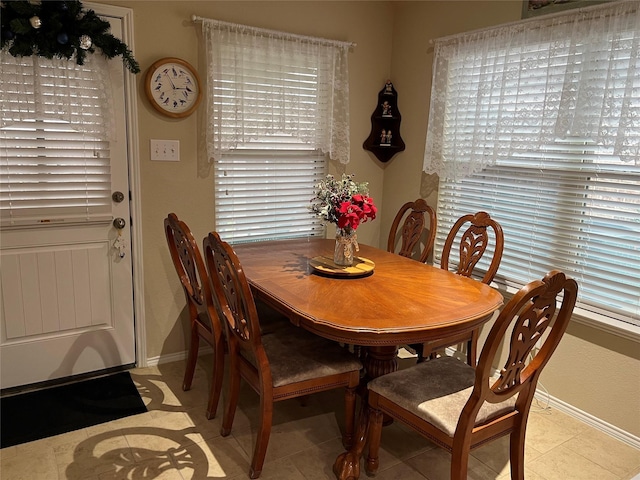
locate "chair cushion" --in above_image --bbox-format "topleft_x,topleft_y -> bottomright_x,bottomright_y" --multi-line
260,327 -> 362,387
368,356 -> 516,437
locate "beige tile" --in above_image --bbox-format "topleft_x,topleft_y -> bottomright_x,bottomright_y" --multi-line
54,433 -> 133,479
290,438 -> 349,480
96,454 -> 185,480
406,446 -> 501,480
178,436 -> 251,479
529,406 -> 589,437
471,433 -> 543,476
562,428 -> 640,478
121,413 -> 208,462
496,467 -> 548,480
1,444 -> 59,480
183,404 -> 225,442
253,455 -> 307,480
525,411 -> 579,454
528,444 -> 619,480
0,446 -> 18,460
372,461 -> 429,480
231,419 -> 319,465
288,411 -> 344,445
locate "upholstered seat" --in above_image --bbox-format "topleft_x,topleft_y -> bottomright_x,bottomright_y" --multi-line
368,356 -> 515,436
259,328 -> 362,388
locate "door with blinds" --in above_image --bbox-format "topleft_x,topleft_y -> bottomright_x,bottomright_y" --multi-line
0,11 -> 136,389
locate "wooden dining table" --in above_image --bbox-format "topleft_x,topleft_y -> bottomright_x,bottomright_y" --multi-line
232,237 -> 503,480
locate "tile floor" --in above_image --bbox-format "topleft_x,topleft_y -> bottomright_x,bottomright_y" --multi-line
1,354 -> 639,480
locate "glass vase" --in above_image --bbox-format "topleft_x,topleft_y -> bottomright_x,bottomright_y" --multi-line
334,229 -> 358,266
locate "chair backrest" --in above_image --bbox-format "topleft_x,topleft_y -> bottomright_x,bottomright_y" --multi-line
440,211 -> 504,284
202,232 -> 267,367
460,270 -> 578,434
164,213 -> 210,318
387,198 -> 437,263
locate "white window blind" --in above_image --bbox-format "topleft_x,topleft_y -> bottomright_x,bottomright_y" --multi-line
215,138 -> 326,243
435,139 -> 640,326
427,2 -> 640,326
1,121 -> 110,227
0,54 -> 112,227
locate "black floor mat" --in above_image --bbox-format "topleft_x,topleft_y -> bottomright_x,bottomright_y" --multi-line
1,371 -> 147,448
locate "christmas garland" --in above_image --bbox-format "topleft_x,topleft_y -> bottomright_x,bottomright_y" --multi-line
1,0 -> 140,74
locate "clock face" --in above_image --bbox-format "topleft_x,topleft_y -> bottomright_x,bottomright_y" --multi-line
145,58 -> 201,118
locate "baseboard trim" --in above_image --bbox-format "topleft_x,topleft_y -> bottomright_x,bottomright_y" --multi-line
145,345 -> 213,368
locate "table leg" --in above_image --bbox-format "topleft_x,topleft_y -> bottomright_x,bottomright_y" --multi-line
333,345 -> 398,480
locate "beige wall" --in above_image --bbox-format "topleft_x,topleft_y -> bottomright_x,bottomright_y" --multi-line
98,0 -> 391,367
98,1 -> 639,438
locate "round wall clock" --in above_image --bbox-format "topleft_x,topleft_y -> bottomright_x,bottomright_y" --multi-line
144,57 -> 202,118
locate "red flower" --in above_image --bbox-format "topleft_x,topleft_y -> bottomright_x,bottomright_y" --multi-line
337,201 -> 363,230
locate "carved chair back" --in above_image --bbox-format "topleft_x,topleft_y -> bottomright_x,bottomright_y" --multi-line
440,211 -> 504,284
387,198 -> 437,263
164,213 -> 209,320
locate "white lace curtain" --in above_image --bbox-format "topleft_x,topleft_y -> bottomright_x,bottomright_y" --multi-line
423,0 -> 640,181
198,17 -> 353,177
0,51 -> 115,140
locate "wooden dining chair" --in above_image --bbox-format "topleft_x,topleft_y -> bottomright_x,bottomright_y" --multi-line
366,270 -> 578,480
420,211 -> 504,366
202,231 -> 362,479
164,213 -> 225,420
387,198 -> 437,263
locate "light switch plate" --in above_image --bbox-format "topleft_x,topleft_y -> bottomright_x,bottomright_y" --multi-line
150,139 -> 180,161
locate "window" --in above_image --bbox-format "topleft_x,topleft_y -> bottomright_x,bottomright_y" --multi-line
0,53 -> 114,227
215,140 -> 326,243
197,17 -> 352,243
424,1 -> 640,326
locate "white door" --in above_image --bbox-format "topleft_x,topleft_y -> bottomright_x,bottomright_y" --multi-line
0,12 -> 136,390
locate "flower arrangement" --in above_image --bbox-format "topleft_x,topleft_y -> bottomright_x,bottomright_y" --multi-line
309,174 -> 377,234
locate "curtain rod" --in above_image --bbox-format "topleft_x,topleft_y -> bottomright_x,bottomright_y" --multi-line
191,15 -> 356,49
429,0 -> 634,45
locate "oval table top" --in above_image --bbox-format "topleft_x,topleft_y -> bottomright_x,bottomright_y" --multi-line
232,238 -> 504,347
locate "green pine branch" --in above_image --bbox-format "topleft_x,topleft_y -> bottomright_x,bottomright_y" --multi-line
1,0 -> 140,74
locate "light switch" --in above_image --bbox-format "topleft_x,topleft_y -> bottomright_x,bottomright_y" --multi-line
150,139 -> 180,161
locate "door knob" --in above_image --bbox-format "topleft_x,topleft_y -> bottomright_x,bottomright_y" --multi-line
113,217 -> 126,229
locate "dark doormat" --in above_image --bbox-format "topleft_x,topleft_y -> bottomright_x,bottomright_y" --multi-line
1,371 -> 147,448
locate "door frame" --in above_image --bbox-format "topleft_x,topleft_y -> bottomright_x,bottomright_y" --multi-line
90,2 -> 146,368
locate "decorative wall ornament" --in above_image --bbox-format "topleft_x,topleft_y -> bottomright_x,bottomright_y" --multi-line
1,0 -> 140,73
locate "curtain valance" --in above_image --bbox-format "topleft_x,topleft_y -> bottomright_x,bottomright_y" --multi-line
196,16 -> 353,177
423,0 -> 640,181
